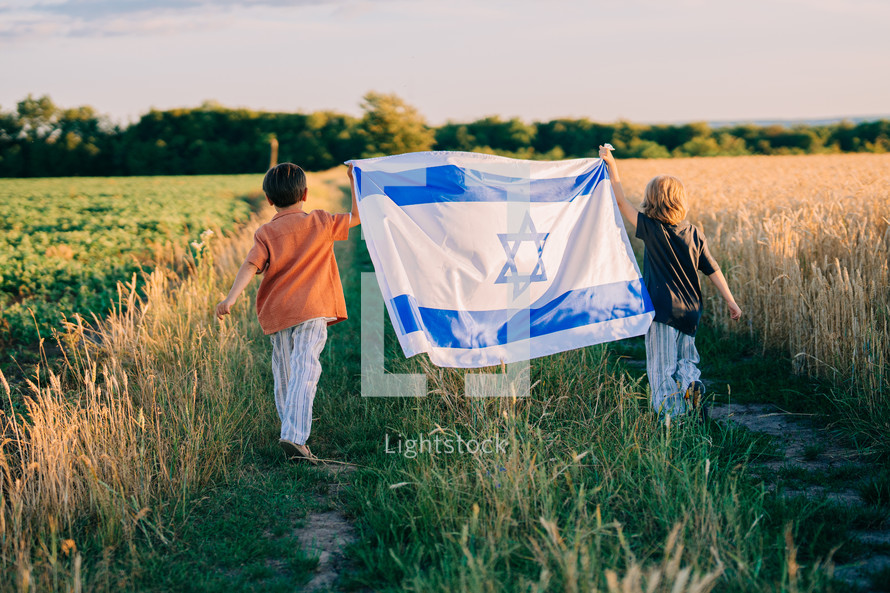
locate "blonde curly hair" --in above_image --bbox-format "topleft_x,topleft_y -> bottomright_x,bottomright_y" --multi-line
641,175 -> 688,225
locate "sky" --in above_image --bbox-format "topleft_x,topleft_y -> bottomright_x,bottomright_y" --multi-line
1,0 -> 888,126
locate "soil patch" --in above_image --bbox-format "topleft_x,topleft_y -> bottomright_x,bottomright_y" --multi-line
710,402 -> 890,592
293,462 -> 358,592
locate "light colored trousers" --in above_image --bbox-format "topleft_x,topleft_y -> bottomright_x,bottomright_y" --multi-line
645,321 -> 701,418
269,318 -> 328,445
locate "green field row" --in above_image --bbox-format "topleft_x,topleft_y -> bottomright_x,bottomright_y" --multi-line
0,174 -> 262,358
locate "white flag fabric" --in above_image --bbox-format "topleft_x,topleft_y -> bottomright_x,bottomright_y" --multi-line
348,151 -> 654,368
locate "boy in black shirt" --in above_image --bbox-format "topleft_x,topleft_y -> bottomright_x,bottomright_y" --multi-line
599,145 -> 742,420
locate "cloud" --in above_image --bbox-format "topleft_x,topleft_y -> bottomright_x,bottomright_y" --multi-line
0,0 -> 345,38
31,0 -> 327,19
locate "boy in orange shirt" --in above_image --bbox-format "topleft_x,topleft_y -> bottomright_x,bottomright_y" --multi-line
216,163 -> 360,462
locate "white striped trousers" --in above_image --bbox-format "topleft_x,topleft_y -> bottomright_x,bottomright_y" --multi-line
269,318 -> 328,445
644,321 -> 701,418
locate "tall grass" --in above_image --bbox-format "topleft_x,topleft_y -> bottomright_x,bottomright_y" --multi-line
0,169 -> 359,591
617,154 -> 890,454
338,347 -> 838,592
0,191 -> 278,590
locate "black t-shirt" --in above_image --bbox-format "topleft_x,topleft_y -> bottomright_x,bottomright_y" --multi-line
635,212 -> 719,336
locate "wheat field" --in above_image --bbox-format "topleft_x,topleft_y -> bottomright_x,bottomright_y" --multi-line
618,154 -> 890,447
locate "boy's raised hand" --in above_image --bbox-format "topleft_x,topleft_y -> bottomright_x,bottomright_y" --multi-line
598,144 -> 638,227
598,144 -> 616,167
346,163 -> 361,228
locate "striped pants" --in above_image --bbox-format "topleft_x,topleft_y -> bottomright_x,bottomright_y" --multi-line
269,318 -> 328,445
645,321 -> 701,418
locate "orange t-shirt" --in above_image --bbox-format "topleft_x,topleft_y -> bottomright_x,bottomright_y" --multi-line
245,209 -> 351,335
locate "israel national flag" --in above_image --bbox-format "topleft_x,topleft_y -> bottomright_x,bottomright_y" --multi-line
348,151 -> 654,369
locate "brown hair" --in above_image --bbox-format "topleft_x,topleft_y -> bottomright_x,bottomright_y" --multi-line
263,163 -> 307,207
641,175 -> 688,225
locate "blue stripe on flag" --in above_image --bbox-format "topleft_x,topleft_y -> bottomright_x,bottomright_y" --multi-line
391,291 -> 421,335
390,279 -> 653,350
358,162 -> 606,205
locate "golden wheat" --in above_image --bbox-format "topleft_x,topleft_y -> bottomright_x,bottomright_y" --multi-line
619,153 -> 890,441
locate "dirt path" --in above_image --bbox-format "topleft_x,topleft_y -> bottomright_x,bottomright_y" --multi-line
710,402 -> 890,592
294,463 -> 359,592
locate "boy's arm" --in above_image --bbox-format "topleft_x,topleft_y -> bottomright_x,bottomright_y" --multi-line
707,269 -> 742,320
599,145 -> 638,229
347,164 -> 361,228
215,259 -> 259,319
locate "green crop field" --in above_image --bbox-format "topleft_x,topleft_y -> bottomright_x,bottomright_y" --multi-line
0,175 -> 262,372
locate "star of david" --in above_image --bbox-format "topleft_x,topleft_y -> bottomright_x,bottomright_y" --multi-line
495,211 -> 549,299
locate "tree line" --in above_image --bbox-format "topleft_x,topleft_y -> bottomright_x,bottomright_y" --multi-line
1,92 -> 888,177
